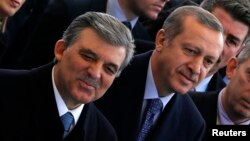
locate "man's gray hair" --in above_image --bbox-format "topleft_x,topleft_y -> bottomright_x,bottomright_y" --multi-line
62,12 -> 135,76
237,43 -> 250,64
162,5 -> 223,42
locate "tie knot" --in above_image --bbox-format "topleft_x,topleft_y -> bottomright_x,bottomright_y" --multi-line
122,21 -> 132,30
61,112 -> 74,132
148,98 -> 163,115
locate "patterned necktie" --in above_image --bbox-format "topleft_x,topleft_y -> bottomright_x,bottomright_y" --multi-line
122,21 -> 132,30
137,98 -> 163,141
61,112 -> 74,138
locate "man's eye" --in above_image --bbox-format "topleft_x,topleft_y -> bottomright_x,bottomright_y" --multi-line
247,70 -> 250,78
204,58 -> 214,67
185,48 -> 196,56
105,66 -> 117,75
83,54 -> 94,61
226,37 -> 238,48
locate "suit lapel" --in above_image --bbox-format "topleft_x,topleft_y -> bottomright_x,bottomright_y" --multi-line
118,52 -> 152,140
65,104 -> 90,141
27,63 -> 64,140
207,72 -> 226,91
148,94 -> 181,140
202,92 -> 218,125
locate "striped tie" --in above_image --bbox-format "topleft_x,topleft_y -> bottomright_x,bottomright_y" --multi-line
137,98 -> 163,141
61,112 -> 74,138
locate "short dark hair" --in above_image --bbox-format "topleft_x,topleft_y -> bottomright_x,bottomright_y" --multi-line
201,0 -> 250,44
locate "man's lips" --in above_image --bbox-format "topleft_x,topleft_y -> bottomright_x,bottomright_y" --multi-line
10,0 -> 21,8
152,4 -> 164,12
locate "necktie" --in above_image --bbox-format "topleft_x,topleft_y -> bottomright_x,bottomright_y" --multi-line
122,21 -> 132,30
61,112 -> 74,138
137,98 -> 163,141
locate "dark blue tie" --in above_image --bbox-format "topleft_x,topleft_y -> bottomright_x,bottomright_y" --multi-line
137,98 -> 163,141
122,21 -> 132,30
61,112 -> 74,138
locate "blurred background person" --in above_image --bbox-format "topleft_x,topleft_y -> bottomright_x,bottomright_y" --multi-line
195,0 -> 250,92
0,0 -> 26,60
190,44 -> 250,139
0,0 -> 169,69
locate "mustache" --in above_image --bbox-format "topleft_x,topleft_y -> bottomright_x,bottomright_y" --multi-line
82,76 -> 100,89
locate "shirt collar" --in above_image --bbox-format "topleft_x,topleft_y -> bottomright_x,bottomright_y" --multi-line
52,67 -> 84,124
106,0 -> 138,28
217,88 -> 250,125
195,75 -> 213,92
144,58 -> 175,109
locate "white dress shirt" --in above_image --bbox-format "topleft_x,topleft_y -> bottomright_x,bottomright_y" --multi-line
140,59 -> 175,125
52,67 -> 84,126
106,0 -> 138,28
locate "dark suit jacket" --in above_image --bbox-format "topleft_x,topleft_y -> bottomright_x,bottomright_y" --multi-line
205,72 -> 226,92
134,39 -> 155,55
0,31 -> 8,61
189,91 -> 219,141
95,51 -> 206,141
0,0 -> 51,68
0,63 -> 117,141
1,0 -> 151,69
189,91 -> 219,125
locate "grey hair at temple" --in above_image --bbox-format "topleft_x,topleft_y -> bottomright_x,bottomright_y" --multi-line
162,5 -> 223,43
237,43 -> 250,64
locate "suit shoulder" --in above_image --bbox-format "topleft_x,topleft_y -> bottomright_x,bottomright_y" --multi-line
84,103 -> 118,141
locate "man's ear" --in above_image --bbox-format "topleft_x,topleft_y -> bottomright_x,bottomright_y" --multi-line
226,57 -> 237,80
155,29 -> 166,52
54,39 -> 67,62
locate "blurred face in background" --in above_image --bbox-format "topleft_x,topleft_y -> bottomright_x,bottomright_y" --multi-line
127,0 -> 169,20
0,0 -> 26,17
210,7 -> 249,72
224,58 -> 250,123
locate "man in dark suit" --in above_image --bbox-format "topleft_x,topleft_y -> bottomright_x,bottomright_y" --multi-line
195,0 -> 250,92
190,45 -> 250,140
95,6 -> 224,141
0,0 -> 26,61
0,0 -> 168,69
0,12 -> 135,141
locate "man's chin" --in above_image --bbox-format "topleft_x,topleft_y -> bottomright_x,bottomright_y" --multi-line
175,87 -> 190,95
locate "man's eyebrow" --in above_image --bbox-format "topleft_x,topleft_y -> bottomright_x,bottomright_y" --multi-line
228,34 -> 241,43
79,48 -> 98,58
